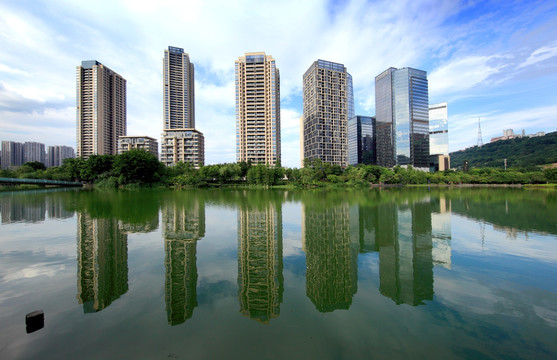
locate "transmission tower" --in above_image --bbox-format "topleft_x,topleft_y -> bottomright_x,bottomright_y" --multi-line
477,117 -> 484,147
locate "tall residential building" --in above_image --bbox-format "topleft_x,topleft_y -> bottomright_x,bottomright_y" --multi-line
1,141 -> 23,169
375,67 -> 429,168
302,60 -> 354,167
118,136 -> 159,158
76,60 -> 126,159
47,145 -> 75,168
23,142 -> 46,165
235,52 -> 281,165
348,115 -> 375,165
161,46 -> 204,167
164,46 -> 195,130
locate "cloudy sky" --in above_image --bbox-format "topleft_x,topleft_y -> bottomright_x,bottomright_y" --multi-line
0,0 -> 556,167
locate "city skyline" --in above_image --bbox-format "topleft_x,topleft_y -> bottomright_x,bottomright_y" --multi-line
0,1 -> 556,168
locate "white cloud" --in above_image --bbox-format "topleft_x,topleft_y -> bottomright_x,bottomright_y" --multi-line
516,44 -> 557,70
429,56 -> 504,97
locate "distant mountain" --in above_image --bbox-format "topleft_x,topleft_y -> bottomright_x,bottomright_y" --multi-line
450,131 -> 557,169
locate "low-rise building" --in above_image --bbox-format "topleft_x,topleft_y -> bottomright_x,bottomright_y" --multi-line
118,136 -> 158,158
160,129 -> 204,167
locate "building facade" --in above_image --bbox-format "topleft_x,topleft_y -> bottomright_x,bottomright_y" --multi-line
47,145 -> 75,168
429,102 -> 449,156
235,52 -> 280,165
302,60 -> 354,167
161,129 -> 204,167
76,60 -> 126,159
348,116 -> 375,165
23,142 -> 46,165
1,141 -> 23,169
375,67 -> 429,168
118,136 -> 159,158
161,46 -> 204,166
164,46 -> 195,130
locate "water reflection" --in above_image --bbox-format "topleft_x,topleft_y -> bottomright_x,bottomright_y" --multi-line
302,194 -> 358,312
237,191 -> 284,323
0,189 -> 75,223
76,213 -> 128,312
162,193 -> 205,326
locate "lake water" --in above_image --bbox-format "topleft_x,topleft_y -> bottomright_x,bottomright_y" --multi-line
1,187 -> 556,359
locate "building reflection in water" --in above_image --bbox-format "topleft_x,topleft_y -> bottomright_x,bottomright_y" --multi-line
302,198 -> 359,313
1,193 -> 46,224
355,194 -> 452,306
162,196 -> 205,326
237,200 -> 283,323
432,196 -> 452,269
76,213 -> 128,312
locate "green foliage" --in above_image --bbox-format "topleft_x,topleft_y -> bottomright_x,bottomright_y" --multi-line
23,161 -> 46,171
113,149 -> 163,185
451,131 -> 557,169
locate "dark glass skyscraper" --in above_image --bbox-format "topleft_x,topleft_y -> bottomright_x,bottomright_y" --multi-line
375,67 -> 429,168
348,115 -> 376,165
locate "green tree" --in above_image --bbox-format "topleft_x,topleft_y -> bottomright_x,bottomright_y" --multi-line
23,161 -> 46,171
113,149 -> 163,185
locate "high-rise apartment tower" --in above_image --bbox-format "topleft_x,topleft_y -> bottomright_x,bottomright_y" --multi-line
375,67 -> 429,168
235,52 -> 280,165
302,60 -> 354,167
76,60 -> 126,159
161,47 -> 204,167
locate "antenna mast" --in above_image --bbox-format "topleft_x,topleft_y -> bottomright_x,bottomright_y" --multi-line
477,117 -> 484,147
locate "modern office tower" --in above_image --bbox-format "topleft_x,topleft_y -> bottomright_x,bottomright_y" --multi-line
76,60 -> 126,159
235,52 -> 281,165
302,60 -> 354,167
303,196 -> 358,312
429,102 -> 450,171
375,67 -> 429,168
46,145 -> 75,168
348,115 -> 376,165
429,103 -> 448,156
1,141 -> 23,169
118,136 -> 159,158
161,46 -> 204,166
162,194 -> 205,325
76,213 -> 128,313
238,201 -> 283,323
161,129 -> 204,167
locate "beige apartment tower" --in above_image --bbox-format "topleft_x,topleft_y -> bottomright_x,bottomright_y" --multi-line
235,52 -> 280,165
76,60 -> 126,159
302,60 -> 354,167
161,46 -> 204,166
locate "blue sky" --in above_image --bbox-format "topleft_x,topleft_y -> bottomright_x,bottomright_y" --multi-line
0,0 -> 556,167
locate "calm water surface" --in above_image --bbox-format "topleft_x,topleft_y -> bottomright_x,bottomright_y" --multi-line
1,188 -> 556,359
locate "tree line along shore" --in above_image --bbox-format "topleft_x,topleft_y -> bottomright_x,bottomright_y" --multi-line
1,149 -> 556,189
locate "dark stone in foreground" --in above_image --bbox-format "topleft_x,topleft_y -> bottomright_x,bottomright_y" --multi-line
25,310 -> 44,334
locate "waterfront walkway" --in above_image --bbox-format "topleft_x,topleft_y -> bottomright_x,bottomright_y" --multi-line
0,177 -> 83,187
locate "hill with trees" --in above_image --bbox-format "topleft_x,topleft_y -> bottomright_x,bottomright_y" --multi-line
450,131 -> 557,169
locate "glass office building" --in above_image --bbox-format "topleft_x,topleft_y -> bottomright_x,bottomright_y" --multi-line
348,116 -> 375,165
375,67 -> 429,168
429,103 -> 449,156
